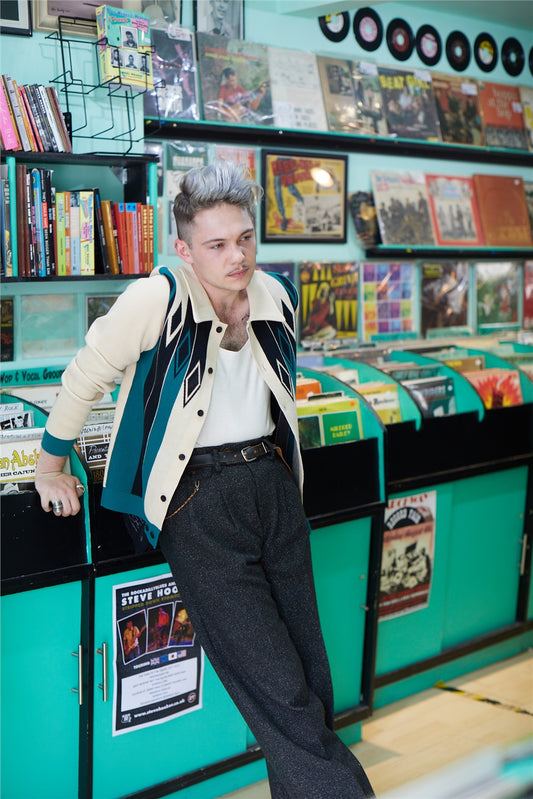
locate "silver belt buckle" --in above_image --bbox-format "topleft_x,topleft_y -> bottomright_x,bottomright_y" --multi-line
241,441 -> 268,462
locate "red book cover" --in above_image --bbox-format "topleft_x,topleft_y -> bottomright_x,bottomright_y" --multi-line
425,174 -> 483,246
473,174 -> 532,247
113,203 -> 130,274
478,81 -> 529,151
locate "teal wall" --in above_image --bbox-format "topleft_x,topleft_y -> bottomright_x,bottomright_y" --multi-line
0,1 -> 531,265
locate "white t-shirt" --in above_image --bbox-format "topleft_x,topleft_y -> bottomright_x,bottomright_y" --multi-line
195,340 -> 275,447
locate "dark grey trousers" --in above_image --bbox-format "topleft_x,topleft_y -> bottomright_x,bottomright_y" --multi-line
159,447 -> 374,799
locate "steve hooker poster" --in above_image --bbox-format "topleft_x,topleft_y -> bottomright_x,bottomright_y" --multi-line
113,574 -> 203,735
379,491 -> 436,619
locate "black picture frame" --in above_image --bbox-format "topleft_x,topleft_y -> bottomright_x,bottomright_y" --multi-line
1,0 -> 32,36
193,0 -> 244,39
261,150 -> 347,244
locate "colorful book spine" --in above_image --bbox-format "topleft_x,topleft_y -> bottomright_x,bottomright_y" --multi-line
79,190 -> 95,275
3,74 -> 31,151
55,191 -> 66,276
0,76 -> 21,151
93,187 -> 111,274
126,202 -> 140,273
30,167 -> 45,277
101,198 -> 120,274
69,190 -> 81,275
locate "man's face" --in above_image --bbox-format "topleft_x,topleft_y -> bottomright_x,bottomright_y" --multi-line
175,203 -> 256,301
213,0 -> 230,21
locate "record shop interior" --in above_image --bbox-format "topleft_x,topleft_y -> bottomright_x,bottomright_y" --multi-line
1,0 -> 532,797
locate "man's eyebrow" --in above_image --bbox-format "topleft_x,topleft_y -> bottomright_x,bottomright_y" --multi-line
201,227 -> 254,245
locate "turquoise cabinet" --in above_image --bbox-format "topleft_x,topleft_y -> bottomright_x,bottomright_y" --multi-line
91,564 -> 251,799
0,582 -> 83,799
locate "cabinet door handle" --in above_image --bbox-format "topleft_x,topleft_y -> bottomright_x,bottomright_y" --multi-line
96,643 -> 108,702
70,644 -> 83,706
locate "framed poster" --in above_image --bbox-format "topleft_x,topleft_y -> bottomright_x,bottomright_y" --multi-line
261,150 -> 347,243
1,0 -> 32,35
193,0 -> 243,38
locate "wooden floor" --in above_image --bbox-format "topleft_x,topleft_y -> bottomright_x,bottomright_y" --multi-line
219,650 -> 533,798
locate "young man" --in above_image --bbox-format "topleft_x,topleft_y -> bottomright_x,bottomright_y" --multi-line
35,160 -> 374,799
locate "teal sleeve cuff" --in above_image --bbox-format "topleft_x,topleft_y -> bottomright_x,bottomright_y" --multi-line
41,430 -> 77,457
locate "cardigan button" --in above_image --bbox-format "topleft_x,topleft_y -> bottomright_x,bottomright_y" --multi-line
208,367 -> 213,374
197,409 -> 204,416
160,495 -> 166,502
179,453 -> 186,460
216,325 -> 223,333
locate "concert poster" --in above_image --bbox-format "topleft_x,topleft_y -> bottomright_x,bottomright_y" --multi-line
379,491 -> 437,620
113,573 -> 203,735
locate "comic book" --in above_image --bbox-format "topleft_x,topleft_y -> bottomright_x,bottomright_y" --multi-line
95,4 -> 153,90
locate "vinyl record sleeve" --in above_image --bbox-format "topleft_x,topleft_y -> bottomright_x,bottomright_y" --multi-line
372,170 -> 436,246
478,80 -> 529,151
144,25 -> 199,121
431,72 -> 484,146
317,57 -> 387,136
473,174 -> 533,247
425,174 -> 484,246
196,32 -> 273,126
377,65 -> 441,141
267,46 -> 327,131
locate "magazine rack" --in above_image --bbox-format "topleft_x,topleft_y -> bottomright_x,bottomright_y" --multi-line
45,16 -> 158,154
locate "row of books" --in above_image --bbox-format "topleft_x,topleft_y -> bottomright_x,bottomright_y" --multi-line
2,164 -> 154,278
0,74 -> 71,154
363,171 -> 533,249
137,23 -> 533,153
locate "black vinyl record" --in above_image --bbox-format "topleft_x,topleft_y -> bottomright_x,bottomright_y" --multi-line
446,30 -> 471,71
318,11 -> 350,43
474,32 -> 498,72
502,36 -> 525,76
353,7 -> 383,51
386,17 -> 414,61
415,24 -> 442,66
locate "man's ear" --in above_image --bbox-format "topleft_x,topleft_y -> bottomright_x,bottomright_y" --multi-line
175,238 -> 193,263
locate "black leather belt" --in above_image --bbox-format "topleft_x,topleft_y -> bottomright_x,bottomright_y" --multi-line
186,440 -> 274,468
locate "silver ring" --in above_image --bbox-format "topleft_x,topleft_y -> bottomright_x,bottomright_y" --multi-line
75,484 -> 85,493
51,500 -> 63,511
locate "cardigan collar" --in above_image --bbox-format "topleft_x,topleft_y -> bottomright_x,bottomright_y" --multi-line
171,263 -> 286,325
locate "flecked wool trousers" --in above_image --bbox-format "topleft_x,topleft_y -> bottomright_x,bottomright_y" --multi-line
158,443 -> 375,799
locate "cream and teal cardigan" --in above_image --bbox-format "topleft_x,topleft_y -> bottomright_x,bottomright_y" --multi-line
42,264 -> 302,547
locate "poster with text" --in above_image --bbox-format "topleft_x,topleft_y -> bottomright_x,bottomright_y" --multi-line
113,573 -> 203,735
379,491 -> 436,620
